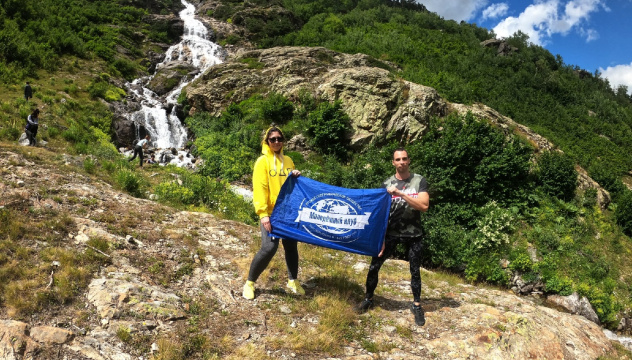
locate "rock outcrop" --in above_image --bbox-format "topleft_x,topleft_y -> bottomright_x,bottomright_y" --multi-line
147,61 -> 198,96
186,46 -> 610,208
186,46 -> 445,148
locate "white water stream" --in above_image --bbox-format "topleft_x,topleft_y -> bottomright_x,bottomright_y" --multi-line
126,0 -> 224,157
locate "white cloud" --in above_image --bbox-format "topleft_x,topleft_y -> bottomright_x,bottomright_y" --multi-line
492,0 -> 604,45
482,3 -> 509,20
420,0 -> 488,22
600,63 -> 632,94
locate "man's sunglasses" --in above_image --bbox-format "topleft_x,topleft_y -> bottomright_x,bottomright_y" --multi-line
268,137 -> 284,143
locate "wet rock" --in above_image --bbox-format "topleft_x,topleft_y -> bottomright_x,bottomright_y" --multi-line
147,61 -> 197,96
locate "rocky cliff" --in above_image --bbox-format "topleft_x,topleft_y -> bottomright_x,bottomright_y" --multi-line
0,144 -> 629,359
185,46 -> 610,208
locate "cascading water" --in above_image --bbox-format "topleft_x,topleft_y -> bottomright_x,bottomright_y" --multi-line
126,0 -> 224,154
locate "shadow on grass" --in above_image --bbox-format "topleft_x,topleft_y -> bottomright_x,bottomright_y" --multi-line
370,295 -> 461,313
254,275 -> 366,303
307,275 -> 366,298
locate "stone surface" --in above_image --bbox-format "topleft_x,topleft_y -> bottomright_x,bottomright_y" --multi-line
186,46 -> 444,148
147,61 -> 197,96
0,320 -> 39,360
30,326 -> 74,344
547,292 -> 601,324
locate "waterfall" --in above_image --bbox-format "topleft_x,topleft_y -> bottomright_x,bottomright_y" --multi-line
126,0 -> 224,150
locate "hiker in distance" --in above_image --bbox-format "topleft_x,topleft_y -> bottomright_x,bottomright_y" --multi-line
24,82 -> 33,102
128,134 -> 150,167
243,125 -> 304,300
356,147 -> 430,326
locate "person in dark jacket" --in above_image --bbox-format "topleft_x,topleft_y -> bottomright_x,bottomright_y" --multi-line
128,134 -> 151,167
25,109 -> 39,146
24,82 -> 33,101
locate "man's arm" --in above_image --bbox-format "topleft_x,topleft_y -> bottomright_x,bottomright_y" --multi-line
386,187 -> 429,212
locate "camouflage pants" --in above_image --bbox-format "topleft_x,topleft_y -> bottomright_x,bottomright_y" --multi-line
365,235 -> 423,303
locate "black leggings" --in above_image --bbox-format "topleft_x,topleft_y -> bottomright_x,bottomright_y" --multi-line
129,145 -> 144,166
365,236 -> 423,303
247,224 -> 299,282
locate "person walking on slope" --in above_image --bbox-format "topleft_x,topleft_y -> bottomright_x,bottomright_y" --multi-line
243,125 -> 304,299
129,134 -> 150,167
25,108 -> 40,146
24,82 -> 33,102
356,147 -> 430,326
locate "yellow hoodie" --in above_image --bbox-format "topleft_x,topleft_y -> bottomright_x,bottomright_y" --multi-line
252,129 -> 295,219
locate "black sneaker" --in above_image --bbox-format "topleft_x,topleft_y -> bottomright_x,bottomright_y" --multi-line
355,298 -> 374,314
411,303 -> 425,326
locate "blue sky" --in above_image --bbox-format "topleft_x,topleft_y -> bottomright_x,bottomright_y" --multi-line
418,0 -> 632,94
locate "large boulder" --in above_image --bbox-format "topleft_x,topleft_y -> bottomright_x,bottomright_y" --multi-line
110,102 -> 140,148
142,14 -> 185,44
547,292 -> 601,325
147,61 -> 198,96
186,46 -> 446,148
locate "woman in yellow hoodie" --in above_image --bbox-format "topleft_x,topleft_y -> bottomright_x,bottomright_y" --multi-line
243,125 -> 305,299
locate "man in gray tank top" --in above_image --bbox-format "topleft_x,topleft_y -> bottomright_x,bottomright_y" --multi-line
356,147 -> 430,326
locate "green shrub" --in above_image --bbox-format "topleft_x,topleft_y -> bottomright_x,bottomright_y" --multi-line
420,203 -> 474,269
111,58 -> 138,81
153,169 -> 257,225
543,275 -> 573,295
576,282 -> 620,326
464,252 -> 509,284
0,127 -> 21,141
104,87 -> 126,102
83,157 -> 96,174
47,126 -> 60,139
472,201 -> 514,249
262,92 -> 294,124
155,181 -> 195,204
412,113 -> 533,209
87,80 -> 109,99
306,101 -> 350,160
115,169 -> 145,198
589,163 -> 628,202
509,250 -> 533,272
536,151 -> 577,201
615,190 -> 632,236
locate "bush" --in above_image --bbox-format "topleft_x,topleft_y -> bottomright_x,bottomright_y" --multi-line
262,92 -> 294,124
589,163 -> 628,202
155,182 -> 195,204
115,169 -> 145,198
472,201 -> 515,249
83,157 -> 96,174
536,151 -> 577,201
615,190 -> 632,236
464,252 -> 509,284
0,127 -> 21,141
87,80 -> 109,99
306,101 -> 351,160
412,113 -> 533,209
543,275 -> 573,295
508,250 -> 533,272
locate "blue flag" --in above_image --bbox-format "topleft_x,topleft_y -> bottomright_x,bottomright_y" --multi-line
270,176 -> 391,257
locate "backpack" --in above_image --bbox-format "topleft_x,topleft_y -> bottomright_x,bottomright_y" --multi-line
132,138 -> 139,147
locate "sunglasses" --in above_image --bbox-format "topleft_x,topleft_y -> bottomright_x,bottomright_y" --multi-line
268,136 -> 284,143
